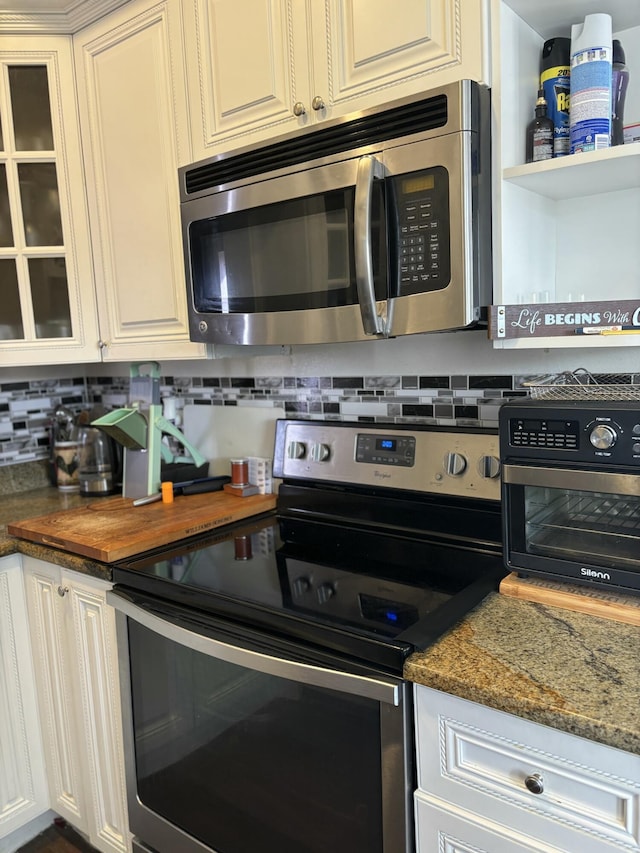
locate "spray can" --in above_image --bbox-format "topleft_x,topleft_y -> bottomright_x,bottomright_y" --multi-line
570,13 -> 612,154
540,37 -> 571,157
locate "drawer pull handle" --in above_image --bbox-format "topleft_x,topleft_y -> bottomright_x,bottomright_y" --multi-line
524,773 -> 544,795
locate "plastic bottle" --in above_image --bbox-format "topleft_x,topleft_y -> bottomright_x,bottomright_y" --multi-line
611,39 -> 629,146
526,89 -> 554,163
540,37 -> 571,157
570,13 -> 613,154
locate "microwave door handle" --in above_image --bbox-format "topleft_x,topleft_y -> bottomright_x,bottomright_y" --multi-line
354,155 -> 387,335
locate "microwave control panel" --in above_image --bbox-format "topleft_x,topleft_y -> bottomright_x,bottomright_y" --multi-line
394,166 -> 450,296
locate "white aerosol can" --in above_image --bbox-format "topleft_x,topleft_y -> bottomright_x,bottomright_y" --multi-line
570,13 -> 612,154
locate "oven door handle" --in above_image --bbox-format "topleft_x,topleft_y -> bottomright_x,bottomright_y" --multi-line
503,463 -> 640,495
107,590 -> 400,705
354,154 -> 388,336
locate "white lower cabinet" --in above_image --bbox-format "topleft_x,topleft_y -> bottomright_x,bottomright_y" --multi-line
414,684 -> 640,853
0,554 -> 49,840
22,556 -> 130,853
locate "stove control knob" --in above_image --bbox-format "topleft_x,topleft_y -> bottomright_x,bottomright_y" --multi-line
291,576 -> 311,598
478,455 -> 501,479
316,582 -> 336,604
310,442 -> 331,462
590,424 -> 617,450
287,440 -> 306,459
444,451 -> 467,476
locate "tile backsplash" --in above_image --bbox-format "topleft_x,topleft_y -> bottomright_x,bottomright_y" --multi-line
0,368 -> 630,468
0,370 -> 524,468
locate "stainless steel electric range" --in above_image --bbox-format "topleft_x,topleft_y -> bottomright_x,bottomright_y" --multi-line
108,419 -> 504,853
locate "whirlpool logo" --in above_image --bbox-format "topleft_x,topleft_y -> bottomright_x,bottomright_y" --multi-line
581,568 -> 611,581
374,470 -> 392,480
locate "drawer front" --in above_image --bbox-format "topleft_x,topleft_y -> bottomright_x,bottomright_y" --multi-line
415,685 -> 640,852
415,791 -> 562,853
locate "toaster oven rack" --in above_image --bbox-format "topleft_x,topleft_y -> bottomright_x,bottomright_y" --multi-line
526,492 -> 640,568
522,368 -> 640,401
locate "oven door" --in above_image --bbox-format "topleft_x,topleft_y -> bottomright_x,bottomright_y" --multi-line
108,588 -> 413,853
503,463 -> 640,590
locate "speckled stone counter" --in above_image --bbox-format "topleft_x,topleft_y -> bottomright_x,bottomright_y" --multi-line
0,486 -> 113,581
405,591 -> 640,756
2,479 -> 639,757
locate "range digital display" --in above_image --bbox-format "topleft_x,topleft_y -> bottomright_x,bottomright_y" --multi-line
377,438 -> 397,451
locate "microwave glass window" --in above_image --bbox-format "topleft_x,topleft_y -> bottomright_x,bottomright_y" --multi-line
189,185 -> 387,314
523,484 -> 640,570
127,620 -> 383,853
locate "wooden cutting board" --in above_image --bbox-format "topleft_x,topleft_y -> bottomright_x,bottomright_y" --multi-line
500,572 -> 640,626
8,491 -> 276,563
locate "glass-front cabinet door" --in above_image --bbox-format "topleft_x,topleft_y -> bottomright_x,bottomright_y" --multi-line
0,36 -> 99,365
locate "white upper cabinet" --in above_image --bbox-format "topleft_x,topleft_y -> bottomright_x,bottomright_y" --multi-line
492,0 -> 640,349
73,0 -> 207,361
184,0 -> 490,162
0,35 -> 101,366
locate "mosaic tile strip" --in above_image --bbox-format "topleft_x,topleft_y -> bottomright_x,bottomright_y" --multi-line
1,370 -> 634,469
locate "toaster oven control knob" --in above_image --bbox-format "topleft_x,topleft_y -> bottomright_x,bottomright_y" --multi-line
444,451 -> 467,476
316,582 -> 336,604
287,441 -> 306,459
478,455 -> 501,479
310,442 -> 330,462
589,424 -> 617,450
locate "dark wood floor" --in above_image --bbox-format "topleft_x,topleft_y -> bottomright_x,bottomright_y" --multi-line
17,821 -> 99,853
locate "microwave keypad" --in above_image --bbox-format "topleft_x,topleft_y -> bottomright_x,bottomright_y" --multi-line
395,166 -> 449,295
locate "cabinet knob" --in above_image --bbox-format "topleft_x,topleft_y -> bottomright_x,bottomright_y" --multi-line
98,339 -> 109,350
293,101 -> 306,116
57,585 -> 69,597
311,95 -> 325,111
524,773 -> 544,795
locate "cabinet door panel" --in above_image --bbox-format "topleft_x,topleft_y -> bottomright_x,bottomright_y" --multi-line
74,0 -> 205,361
67,574 -> 129,853
0,37 -> 100,365
186,0 -> 311,156
314,0 -> 489,117
23,564 -> 87,831
0,555 -> 48,839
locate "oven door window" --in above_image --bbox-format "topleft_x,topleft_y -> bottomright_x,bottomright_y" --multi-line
127,620 -> 385,853
189,185 -> 387,314
522,484 -> 640,569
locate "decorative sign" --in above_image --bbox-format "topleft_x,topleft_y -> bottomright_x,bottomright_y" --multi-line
489,300 -> 640,340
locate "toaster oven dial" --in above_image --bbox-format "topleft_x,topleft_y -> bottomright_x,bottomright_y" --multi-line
589,424 -> 617,450
310,442 -> 331,462
444,451 -> 467,477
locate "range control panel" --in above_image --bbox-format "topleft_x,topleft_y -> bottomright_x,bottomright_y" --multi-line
500,400 -> 640,465
274,420 -> 501,501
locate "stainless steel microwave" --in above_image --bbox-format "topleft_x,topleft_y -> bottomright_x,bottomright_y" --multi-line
178,79 -> 491,347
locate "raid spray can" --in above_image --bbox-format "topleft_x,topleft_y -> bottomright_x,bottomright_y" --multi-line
540,37 -> 570,157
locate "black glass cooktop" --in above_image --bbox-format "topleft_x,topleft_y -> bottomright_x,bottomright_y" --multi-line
113,507 -> 504,673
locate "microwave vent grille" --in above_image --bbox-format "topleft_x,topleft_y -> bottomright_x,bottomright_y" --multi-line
184,94 -> 448,195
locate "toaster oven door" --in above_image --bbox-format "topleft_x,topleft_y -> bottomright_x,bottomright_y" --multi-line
503,464 -> 640,590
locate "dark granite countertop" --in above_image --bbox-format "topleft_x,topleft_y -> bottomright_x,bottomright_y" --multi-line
405,591 -> 640,756
2,482 -> 639,756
